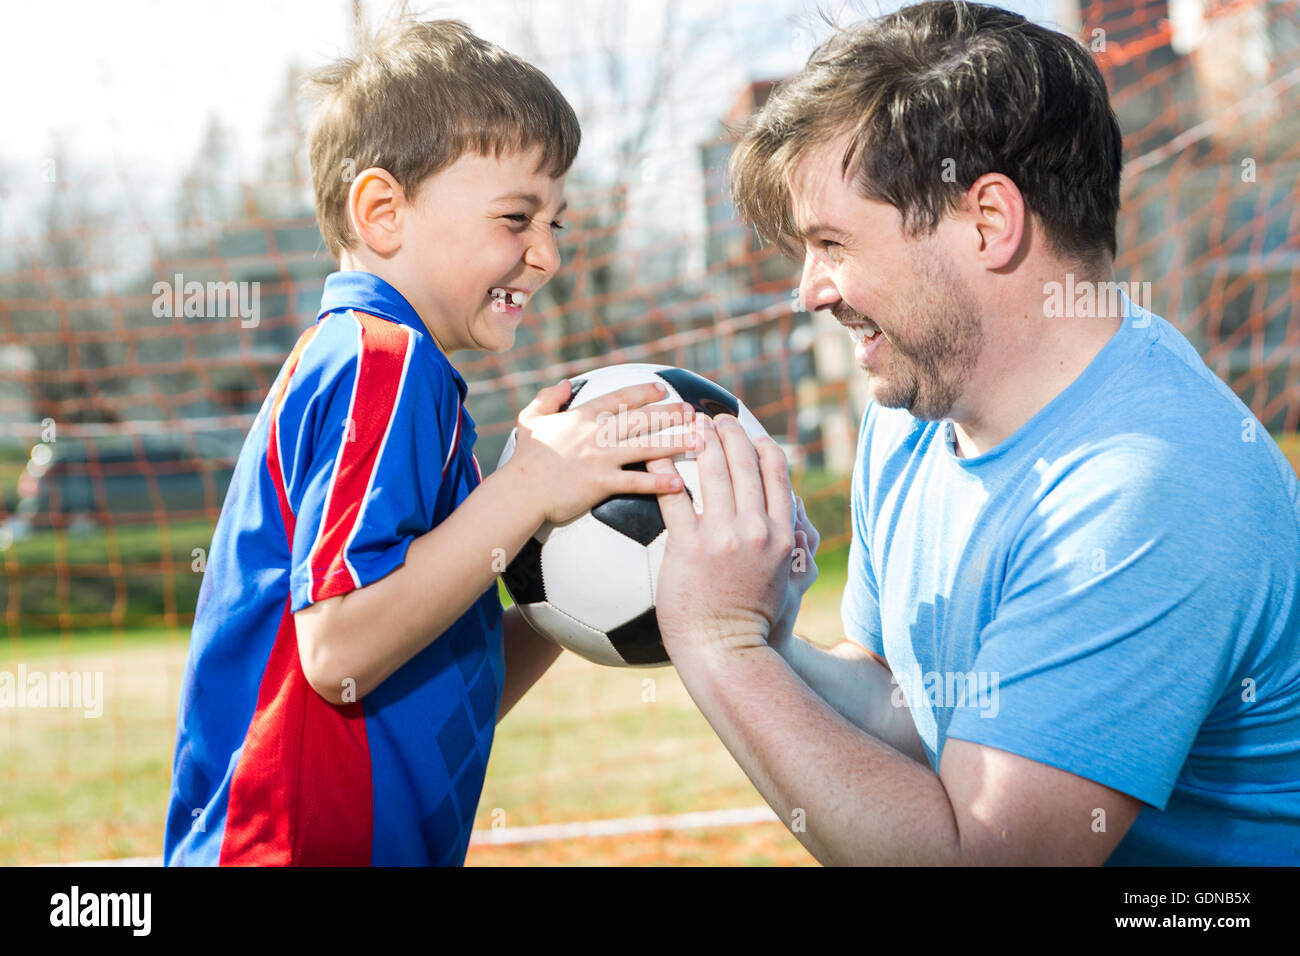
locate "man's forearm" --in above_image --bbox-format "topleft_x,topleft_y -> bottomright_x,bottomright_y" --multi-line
498,604 -> 562,722
671,639 -> 965,866
768,626 -> 930,766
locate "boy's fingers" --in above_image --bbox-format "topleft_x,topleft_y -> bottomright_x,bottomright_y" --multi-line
520,379 -> 571,420
582,382 -> 670,419
616,426 -> 695,463
646,457 -> 696,529
620,402 -> 694,440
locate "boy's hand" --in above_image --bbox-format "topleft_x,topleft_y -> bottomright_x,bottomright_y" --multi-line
509,379 -> 697,525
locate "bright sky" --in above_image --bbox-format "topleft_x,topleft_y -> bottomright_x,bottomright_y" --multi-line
0,0 -> 1060,243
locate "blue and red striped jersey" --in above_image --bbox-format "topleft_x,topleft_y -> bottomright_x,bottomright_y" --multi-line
165,271 -> 504,866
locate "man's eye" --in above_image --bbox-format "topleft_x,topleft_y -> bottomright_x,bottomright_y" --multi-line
551,221 -> 567,232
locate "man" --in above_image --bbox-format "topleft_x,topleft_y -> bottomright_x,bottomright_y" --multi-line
645,0 -> 1300,865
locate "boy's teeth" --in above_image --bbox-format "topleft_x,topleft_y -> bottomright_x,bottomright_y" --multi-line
490,287 -> 528,306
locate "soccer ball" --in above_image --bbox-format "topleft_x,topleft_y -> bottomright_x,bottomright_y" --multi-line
496,363 -> 779,667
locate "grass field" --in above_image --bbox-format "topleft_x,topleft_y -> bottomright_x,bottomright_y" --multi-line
0,547 -> 850,866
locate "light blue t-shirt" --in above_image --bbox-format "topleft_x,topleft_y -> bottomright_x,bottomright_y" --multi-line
840,290 -> 1300,865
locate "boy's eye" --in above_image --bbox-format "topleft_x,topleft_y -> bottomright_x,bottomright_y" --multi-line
506,213 -> 567,233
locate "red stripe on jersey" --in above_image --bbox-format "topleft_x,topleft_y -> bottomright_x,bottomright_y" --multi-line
308,311 -> 412,602
221,323 -> 373,866
220,594 -> 373,865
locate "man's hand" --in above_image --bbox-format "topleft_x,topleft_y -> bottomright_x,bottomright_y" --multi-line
646,413 -> 796,663
773,496 -> 821,645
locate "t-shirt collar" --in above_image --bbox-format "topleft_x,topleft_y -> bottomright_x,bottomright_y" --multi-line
944,286 -> 1143,469
316,270 -> 468,400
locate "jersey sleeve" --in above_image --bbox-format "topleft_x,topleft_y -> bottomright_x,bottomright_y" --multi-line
841,403 -> 885,655
944,434 -> 1256,810
272,312 -> 460,613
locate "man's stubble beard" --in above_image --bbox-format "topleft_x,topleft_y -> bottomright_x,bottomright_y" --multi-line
858,244 -> 985,421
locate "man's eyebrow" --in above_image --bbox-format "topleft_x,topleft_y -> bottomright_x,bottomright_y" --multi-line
798,221 -> 845,240
492,191 -> 568,216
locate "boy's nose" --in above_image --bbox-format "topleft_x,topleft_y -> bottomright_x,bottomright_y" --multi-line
524,223 -> 561,277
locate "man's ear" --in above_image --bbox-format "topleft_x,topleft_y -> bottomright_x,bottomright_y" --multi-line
965,173 -> 1025,271
346,167 -> 405,256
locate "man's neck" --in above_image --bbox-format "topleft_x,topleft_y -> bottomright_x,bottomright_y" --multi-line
949,267 -> 1125,459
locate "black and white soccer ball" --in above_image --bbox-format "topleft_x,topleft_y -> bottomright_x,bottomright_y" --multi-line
496,363 -> 779,667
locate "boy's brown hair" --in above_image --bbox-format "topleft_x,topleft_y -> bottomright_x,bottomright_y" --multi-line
305,18 -> 581,259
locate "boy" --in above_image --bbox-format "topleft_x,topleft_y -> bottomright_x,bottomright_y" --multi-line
164,18 -> 693,866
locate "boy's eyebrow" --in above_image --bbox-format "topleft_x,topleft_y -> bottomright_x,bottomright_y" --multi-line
492,191 -> 568,216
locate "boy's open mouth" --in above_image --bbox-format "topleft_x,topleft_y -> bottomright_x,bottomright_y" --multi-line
489,287 -> 529,310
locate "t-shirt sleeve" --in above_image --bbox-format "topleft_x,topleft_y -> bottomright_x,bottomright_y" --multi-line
273,313 -> 458,613
945,435 -> 1250,810
841,404 -> 885,655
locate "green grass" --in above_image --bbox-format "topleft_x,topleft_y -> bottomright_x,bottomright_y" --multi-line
1,520 -> 216,635
0,626 -> 191,863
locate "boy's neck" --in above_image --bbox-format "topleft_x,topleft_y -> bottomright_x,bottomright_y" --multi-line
336,250 -> 448,353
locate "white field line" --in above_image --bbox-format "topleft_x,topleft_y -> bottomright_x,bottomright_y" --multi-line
43,806 -> 783,864
470,806 -> 780,846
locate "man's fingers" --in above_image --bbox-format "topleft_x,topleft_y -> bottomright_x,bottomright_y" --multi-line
646,457 -> 696,530
712,415 -> 765,518
691,415 -> 735,518
756,433 -> 795,532
794,495 -> 821,555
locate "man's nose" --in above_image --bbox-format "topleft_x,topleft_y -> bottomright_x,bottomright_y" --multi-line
798,250 -> 839,312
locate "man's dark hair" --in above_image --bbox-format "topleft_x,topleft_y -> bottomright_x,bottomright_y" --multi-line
729,0 -> 1123,268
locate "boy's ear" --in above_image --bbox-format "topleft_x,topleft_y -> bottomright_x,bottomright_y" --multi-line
346,167 -> 405,256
